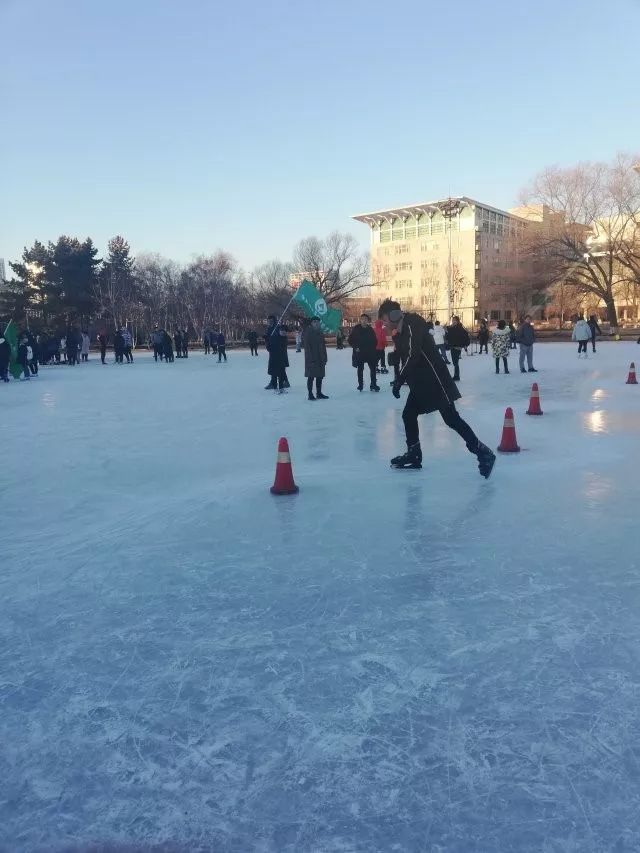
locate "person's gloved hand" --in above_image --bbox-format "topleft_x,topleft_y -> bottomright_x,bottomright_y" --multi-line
392,382 -> 401,399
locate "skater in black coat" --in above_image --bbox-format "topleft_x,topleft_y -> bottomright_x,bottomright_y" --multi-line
181,330 -> 189,358
348,314 -> 380,392
162,331 -> 174,362
588,315 -> 601,353
17,335 -> 31,379
98,333 -> 107,364
248,330 -> 259,356
379,299 -> 495,477
444,317 -> 470,381
264,315 -> 289,390
174,330 -> 182,358
478,320 -> 489,354
0,333 -> 11,382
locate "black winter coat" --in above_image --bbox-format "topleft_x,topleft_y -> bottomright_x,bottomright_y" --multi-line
445,323 -> 470,350
303,325 -> 327,379
348,324 -> 377,362
395,313 -> 461,414
265,323 -> 289,375
0,338 -> 10,368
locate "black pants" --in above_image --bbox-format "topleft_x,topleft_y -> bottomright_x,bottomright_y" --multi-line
218,346 -> 227,362
68,351 -> 77,365
403,394 -> 478,452
451,349 -> 461,379
0,365 -> 8,381
100,347 -> 106,364
377,350 -> 386,370
204,343 -> 210,354
21,358 -> 30,378
578,340 -> 588,353
153,345 -> 161,361
307,377 -> 324,396
182,347 -> 188,358
126,347 -> 133,363
495,356 -> 509,373
29,360 -> 38,375
250,344 -> 258,356
591,332 -> 597,352
357,359 -> 377,388
479,342 -> 488,353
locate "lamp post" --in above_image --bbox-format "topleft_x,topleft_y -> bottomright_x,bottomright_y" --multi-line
438,198 -> 463,322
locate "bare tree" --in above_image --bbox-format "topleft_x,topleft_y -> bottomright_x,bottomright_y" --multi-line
520,154 -> 640,327
293,231 -> 369,304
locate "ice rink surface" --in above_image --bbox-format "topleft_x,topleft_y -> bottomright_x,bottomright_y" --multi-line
1,342 -> 640,852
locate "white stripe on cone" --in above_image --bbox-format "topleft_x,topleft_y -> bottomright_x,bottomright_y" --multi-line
277,452 -> 291,463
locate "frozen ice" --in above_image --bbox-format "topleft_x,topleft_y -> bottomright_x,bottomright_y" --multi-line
1,343 -> 640,852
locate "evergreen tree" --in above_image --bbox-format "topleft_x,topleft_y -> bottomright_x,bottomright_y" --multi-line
49,236 -> 101,322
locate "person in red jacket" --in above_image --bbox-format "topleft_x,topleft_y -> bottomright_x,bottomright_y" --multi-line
373,319 -> 389,374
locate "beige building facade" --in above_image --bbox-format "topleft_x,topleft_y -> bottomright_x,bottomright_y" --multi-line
353,197 -> 553,327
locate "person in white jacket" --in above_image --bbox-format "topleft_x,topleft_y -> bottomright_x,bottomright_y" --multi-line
80,332 -> 90,362
429,320 -> 450,364
572,317 -> 591,357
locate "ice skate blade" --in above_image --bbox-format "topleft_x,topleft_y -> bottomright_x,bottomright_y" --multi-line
390,462 -> 422,470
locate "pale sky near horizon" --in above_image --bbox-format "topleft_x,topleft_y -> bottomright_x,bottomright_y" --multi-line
1,0 -> 639,273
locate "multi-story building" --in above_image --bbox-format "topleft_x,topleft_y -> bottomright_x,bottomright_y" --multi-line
353,196 -> 555,327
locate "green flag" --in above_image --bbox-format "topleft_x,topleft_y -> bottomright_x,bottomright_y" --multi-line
292,280 -> 343,334
4,321 -> 22,379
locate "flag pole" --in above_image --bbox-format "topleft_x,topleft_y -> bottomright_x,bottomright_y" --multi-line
270,290 -> 298,336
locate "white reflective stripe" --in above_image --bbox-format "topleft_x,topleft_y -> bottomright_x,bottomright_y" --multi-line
398,324 -> 412,383
277,452 -> 291,463
504,419 -> 514,427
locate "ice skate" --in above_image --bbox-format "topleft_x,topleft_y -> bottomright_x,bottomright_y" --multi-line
390,443 -> 422,469
476,441 -> 496,479
370,384 -> 380,392
316,392 -> 329,400
357,384 -> 363,392
308,392 -> 316,400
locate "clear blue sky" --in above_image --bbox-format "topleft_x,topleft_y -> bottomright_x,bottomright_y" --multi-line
1,0 -> 639,271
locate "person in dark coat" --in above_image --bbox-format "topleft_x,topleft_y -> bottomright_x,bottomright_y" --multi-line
588,315 -> 601,353
478,320 -> 489,354
203,330 -> 211,355
217,331 -> 227,362
303,317 -> 328,400
17,335 -> 31,380
174,330 -> 182,358
264,315 -> 289,390
98,332 -> 107,365
67,328 -> 81,365
445,316 -> 470,381
508,322 -> 517,349
348,313 -> 380,392
113,330 -> 125,364
162,330 -> 174,362
0,331 -> 11,382
247,329 -> 259,356
181,330 -> 189,358
379,299 -> 495,477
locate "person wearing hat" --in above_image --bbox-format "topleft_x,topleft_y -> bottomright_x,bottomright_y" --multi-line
348,313 -> 380,392
378,298 -> 495,476
264,314 -> 289,391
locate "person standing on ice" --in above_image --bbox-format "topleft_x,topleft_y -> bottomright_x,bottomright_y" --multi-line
478,320 -> 490,354
572,316 -> 591,357
491,320 -> 511,374
216,330 -> 227,362
429,320 -> 449,364
348,313 -> 380,392
0,332 -> 10,382
181,330 -> 189,358
98,332 -> 107,365
162,330 -> 174,363
303,317 -> 328,400
17,335 -> 31,380
264,315 -> 289,390
516,315 -> 537,373
174,329 -> 182,358
588,315 -> 601,353
80,331 -> 90,362
444,316 -> 469,382
379,299 -> 495,477
247,329 -> 259,356
373,318 -> 388,374
152,327 -> 163,361
295,329 -> 302,353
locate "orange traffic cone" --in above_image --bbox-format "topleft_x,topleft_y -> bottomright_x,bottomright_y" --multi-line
526,383 -> 543,415
270,437 -> 299,495
497,407 -> 521,453
626,362 -> 638,385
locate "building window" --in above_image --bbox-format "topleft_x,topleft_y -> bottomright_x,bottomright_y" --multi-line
395,244 -> 410,255
504,310 -> 512,320
490,310 -> 500,321
395,262 -> 412,271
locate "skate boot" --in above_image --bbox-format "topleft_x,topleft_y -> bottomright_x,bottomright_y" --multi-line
316,392 -> 329,399
370,383 -> 380,392
475,441 -> 496,479
390,443 -> 422,469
